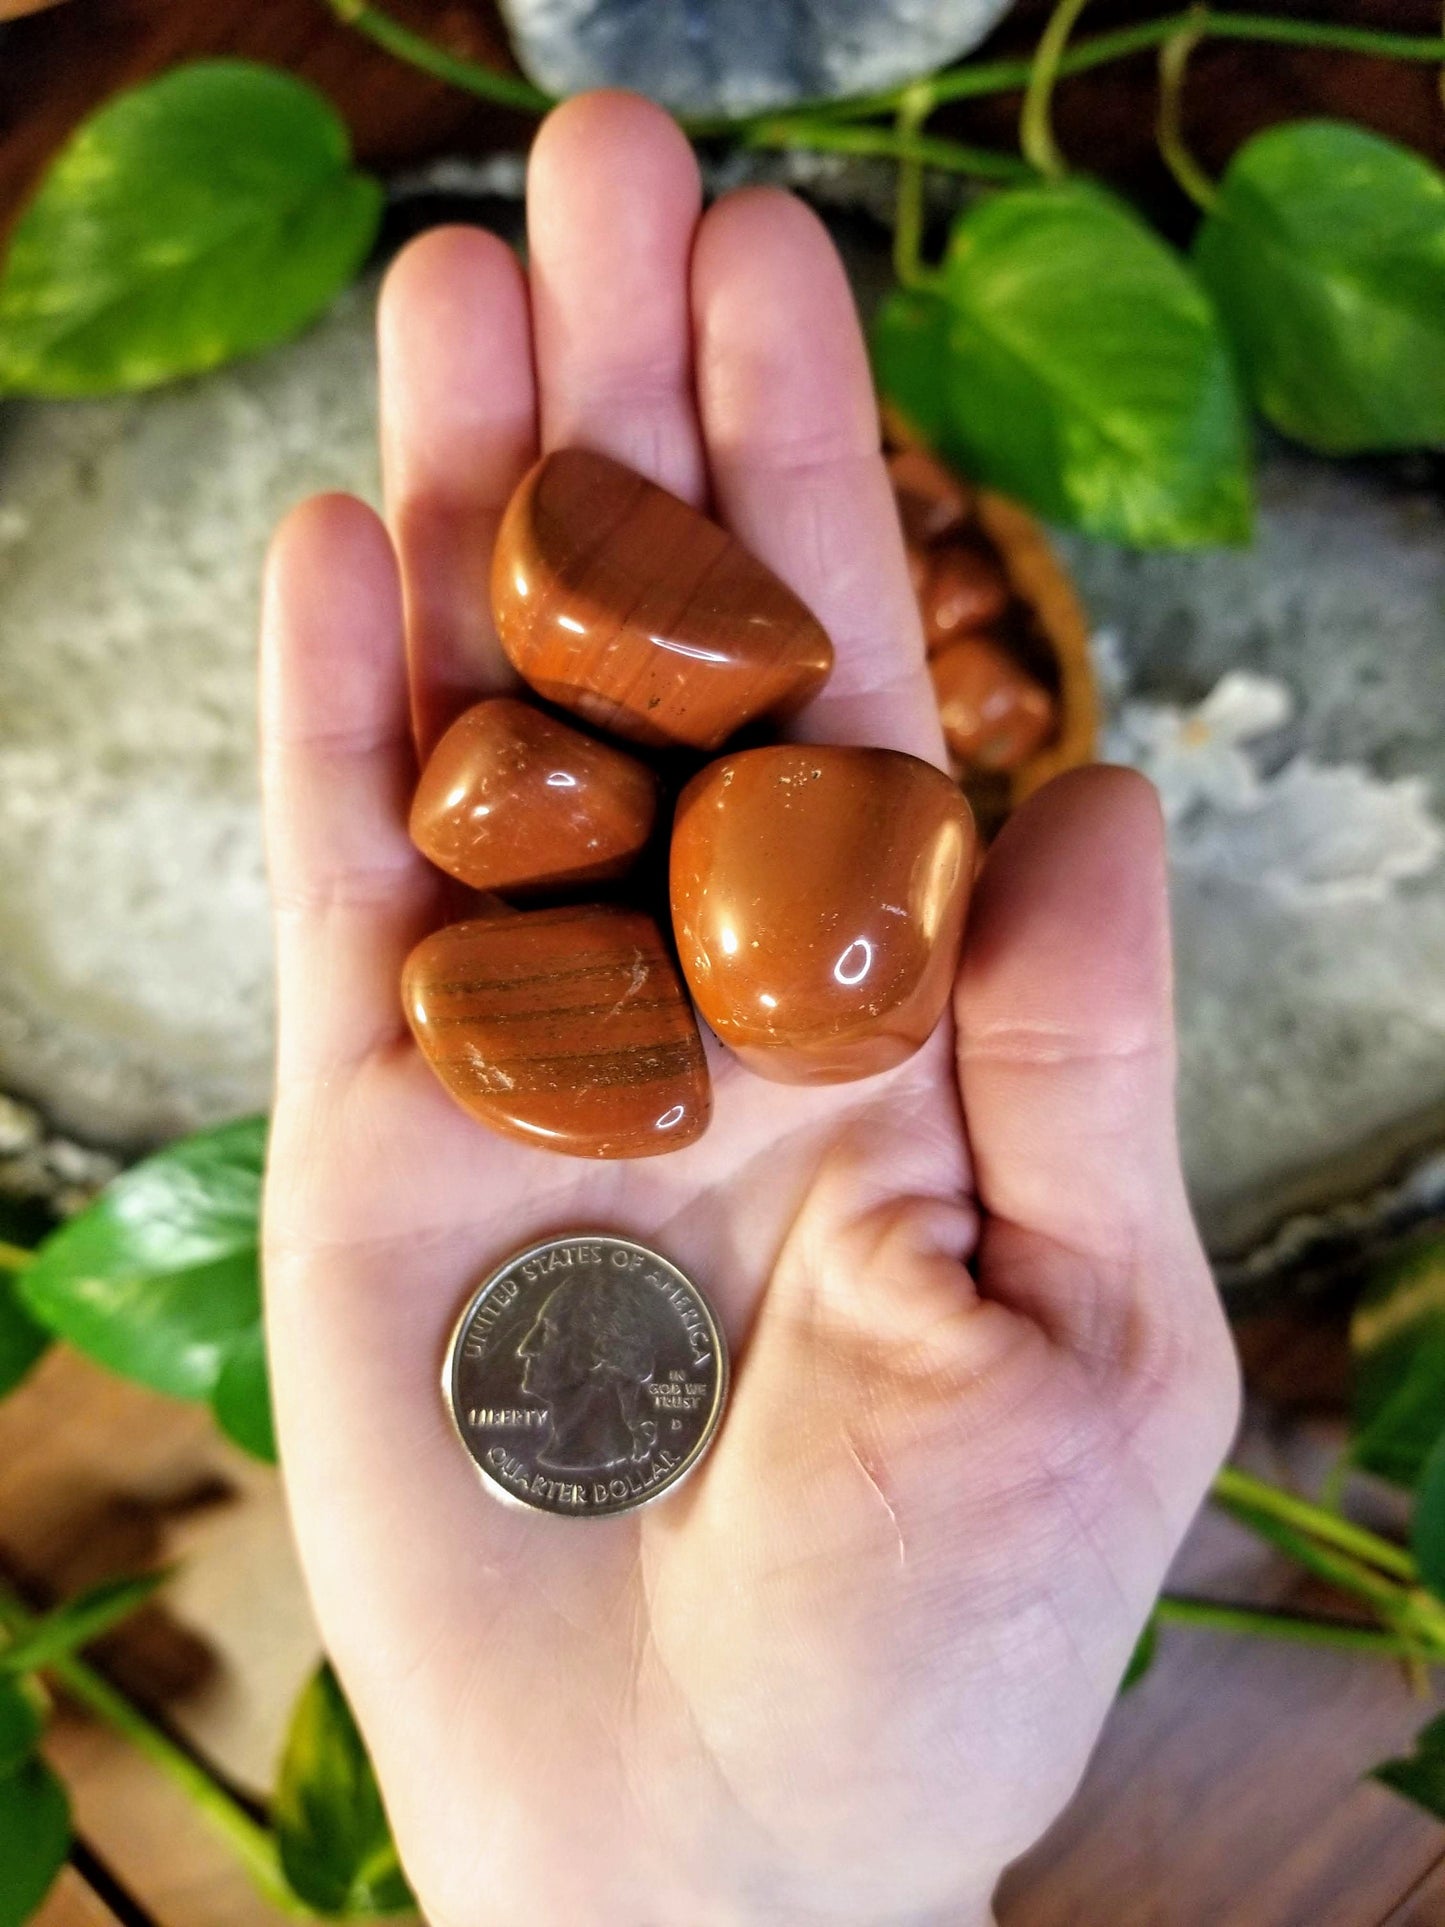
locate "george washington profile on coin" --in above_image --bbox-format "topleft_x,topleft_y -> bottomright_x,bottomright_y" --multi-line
445,1235 -> 728,1517
517,1274 -> 660,1473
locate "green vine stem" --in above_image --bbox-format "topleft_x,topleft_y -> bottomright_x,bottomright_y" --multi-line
1157,15 -> 1218,209
822,11 -> 1445,121
0,1585 -> 310,1920
1214,1466 -> 1419,1582
741,118 -> 1032,183
1155,1594 -> 1442,1660
1218,1503 -> 1422,1618
1020,0 -> 1096,177
890,82 -> 939,285
325,0 -> 553,112
322,0 -> 1445,153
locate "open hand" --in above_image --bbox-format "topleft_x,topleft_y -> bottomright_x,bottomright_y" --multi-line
260,90 -> 1239,1926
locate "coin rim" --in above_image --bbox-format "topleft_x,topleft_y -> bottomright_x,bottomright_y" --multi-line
442,1232 -> 730,1519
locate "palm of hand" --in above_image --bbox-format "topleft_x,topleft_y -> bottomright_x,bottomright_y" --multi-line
261,94 -> 1238,1927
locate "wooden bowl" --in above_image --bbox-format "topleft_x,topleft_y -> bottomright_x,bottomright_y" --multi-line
883,410 -> 1097,838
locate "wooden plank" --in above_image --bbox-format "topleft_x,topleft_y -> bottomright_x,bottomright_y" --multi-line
31,1868 -> 128,1927
1000,1420 -> 1445,1926
43,1706 -> 289,1927
0,1348 -> 316,1925
8,1316 -> 1445,1923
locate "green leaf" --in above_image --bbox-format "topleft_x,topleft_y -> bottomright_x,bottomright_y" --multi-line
1412,1429 -> 1445,1602
1121,1617 -> 1158,1692
0,1572 -> 166,1677
211,1325 -> 277,1464
0,1758 -> 69,1927
871,286 -> 951,449
1372,1710 -> 1445,1821
938,180 -> 1253,547
1195,120 -> 1445,455
0,60 -> 382,397
0,1679 -> 42,1777
274,1664 -> 415,1918
0,1267 -> 47,1402
1352,1234 -> 1445,1487
19,1117 -> 265,1403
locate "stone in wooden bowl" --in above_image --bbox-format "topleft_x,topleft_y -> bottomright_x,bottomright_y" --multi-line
885,417 -> 1098,841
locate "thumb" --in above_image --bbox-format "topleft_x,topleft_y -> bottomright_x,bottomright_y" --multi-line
954,767 -> 1238,1463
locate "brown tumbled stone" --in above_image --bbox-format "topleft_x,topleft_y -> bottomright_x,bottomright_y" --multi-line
670,746 -> 975,1085
920,542 -> 1012,654
409,697 -> 660,894
930,635 -> 1057,773
403,905 -> 710,1157
491,448 -> 833,751
887,447 -> 974,546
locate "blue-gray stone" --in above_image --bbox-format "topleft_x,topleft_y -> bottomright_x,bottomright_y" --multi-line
497,0 -> 1020,117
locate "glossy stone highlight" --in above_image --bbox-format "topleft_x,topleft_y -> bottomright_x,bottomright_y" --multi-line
919,543 -> 1012,654
888,446 -> 974,546
409,697 -> 660,894
670,746 -> 976,1084
403,905 -> 710,1157
491,448 -> 834,751
930,635 -> 1056,772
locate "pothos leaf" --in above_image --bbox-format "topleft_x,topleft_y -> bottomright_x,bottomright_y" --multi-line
0,1266 -> 47,1402
274,1663 -> 415,1917
1121,1618 -> 1158,1692
1411,1429 -> 1445,1604
0,1678 -> 42,1778
1351,1234 -> 1445,1488
0,1758 -> 69,1927
938,180 -> 1253,547
0,60 -> 382,396
211,1324 -> 277,1464
1371,1709 -> 1445,1821
19,1117 -> 266,1404
871,285 -> 951,451
1195,120 -> 1445,454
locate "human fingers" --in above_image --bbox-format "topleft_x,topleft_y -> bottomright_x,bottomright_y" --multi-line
260,494 -> 439,1082
379,225 -> 537,757
692,187 -> 940,760
528,90 -> 706,501
954,767 -> 1238,1482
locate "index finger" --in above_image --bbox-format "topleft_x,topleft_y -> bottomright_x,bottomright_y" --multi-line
691,188 -> 943,762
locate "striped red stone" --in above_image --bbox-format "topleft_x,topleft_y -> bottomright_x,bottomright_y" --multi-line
402,905 -> 710,1158
490,448 -> 834,751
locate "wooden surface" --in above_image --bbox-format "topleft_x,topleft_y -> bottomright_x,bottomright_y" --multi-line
33,1869 -> 125,1927
0,1348 -> 316,1926
1,1327 -> 1443,1924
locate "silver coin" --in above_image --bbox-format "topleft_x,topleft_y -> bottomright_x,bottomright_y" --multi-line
444,1234 -> 728,1518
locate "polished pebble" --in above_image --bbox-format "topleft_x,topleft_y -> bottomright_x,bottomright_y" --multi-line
888,447 -> 974,546
929,634 -> 1057,772
409,696 -> 660,894
491,448 -> 834,751
670,745 -> 975,1084
920,542 -> 1012,653
403,905 -> 710,1157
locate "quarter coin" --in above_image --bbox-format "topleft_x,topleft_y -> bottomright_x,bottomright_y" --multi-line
444,1234 -> 728,1518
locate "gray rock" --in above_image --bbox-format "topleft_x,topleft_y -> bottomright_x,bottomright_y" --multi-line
497,0 -> 1019,117
1059,458 -> 1445,1256
0,281 -> 380,1148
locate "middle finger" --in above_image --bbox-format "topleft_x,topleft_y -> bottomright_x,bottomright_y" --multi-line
527,91 -> 707,503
